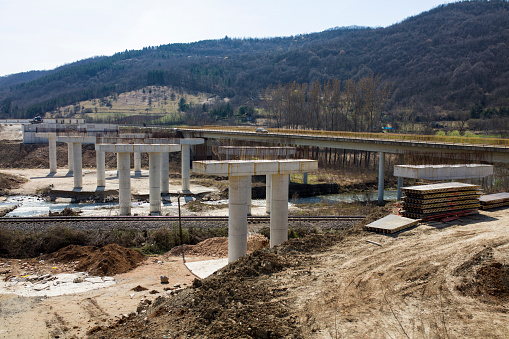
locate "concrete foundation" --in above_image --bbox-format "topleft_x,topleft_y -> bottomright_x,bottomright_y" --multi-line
270,174 -> 289,247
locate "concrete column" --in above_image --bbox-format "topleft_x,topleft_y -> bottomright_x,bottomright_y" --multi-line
303,173 -> 308,184
265,175 -> 272,214
160,152 -> 169,194
247,175 -> 252,215
72,143 -> 82,190
118,152 -> 131,216
378,151 -> 385,206
396,154 -> 404,201
149,152 -> 162,215
270,174 -> 289,248
303,147 -> 309,184
67,142 -> 74,173
181,144 -> 191,192
49,137 -> 57,174
228,175 -> 249,263
134,152 -> 142,176
96,150 -> 105,187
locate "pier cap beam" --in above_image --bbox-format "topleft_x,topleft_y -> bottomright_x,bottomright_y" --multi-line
394,164 -> 494,180
192,159 -> 318,176
95,144 -> 180,153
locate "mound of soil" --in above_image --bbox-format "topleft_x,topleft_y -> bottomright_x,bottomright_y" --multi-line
0,172 -> 26,193
457,261 -> 509,304
48,243 -> 145,276
48,207 -> 81,216
167,234 -> 269,257
90,249 -> 299,339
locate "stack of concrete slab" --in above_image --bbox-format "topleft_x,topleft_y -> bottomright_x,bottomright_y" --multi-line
401,182 -> 481,220
479,192 -> 509,210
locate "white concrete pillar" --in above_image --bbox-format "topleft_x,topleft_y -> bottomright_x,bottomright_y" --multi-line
149,152 -> 162,215
49,137 -> 57,174
73,143 -> 82,189
228,175 -> 249,263
134,152 -> 142,176
265,175 -> 272,214
118,152 -> 131,216
96,150 -> 105,187
270,174 -> 289,248
67,142 -> 74,173
160,152 -> 169,194
396,154 -> 404,201
181,144 -> 191,192
247,175 -> 252,215
378,151 -> 385,206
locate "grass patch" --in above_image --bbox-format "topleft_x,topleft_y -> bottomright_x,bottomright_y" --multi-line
0,225 -> 228,258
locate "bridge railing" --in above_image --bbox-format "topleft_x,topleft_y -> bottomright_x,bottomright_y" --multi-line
181,126 -> 509,148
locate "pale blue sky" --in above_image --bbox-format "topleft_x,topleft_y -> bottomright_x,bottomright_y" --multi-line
0,0 -> 455,77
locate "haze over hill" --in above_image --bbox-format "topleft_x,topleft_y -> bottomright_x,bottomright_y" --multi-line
0,1 -> 508,123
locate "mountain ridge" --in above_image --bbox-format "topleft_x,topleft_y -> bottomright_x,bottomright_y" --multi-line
1,1 -> 508,119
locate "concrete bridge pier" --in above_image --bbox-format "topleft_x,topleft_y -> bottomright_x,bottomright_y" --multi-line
149,152 -> 162,215
72,143 -> 83,190
96,151 -> 105,187
134,152 -> 142,176
228,175 -> 250,262
49,136 -> 57,174
67,142 -> 74,174
118,152 -> 131,216
378,151 -> 385,205
265,175 -> 272,214
181,144 -> 191,192
397,154 -> 404,201
160,152 -> 170,194
270,174 -> 289,248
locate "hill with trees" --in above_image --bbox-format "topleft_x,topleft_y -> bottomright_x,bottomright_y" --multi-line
0,1 -> 508,124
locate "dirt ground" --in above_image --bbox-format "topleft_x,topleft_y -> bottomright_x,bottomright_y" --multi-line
80,208 -> 509,339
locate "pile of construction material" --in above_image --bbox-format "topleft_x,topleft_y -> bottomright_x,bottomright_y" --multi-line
479,192 -> 509,210
401,182 -> 481,220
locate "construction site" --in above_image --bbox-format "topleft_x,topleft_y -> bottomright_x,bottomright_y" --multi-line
0,121 -> 508,338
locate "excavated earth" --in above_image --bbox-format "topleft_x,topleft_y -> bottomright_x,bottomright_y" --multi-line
86,206 -> 509,339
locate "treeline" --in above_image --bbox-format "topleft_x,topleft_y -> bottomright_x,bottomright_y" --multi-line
0,1 -> 508,119
263,76 -> 391,132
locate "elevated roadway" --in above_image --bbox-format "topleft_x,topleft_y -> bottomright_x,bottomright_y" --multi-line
177,126 -> 509,163
177,126 -> 509,205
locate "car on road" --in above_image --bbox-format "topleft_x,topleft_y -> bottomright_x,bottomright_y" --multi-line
256,127 -> 268,133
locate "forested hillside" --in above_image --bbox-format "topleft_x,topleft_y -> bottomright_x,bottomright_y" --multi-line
0,1 -> 508,120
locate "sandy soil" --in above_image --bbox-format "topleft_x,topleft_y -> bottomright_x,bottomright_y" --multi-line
0,254 -> 209,338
